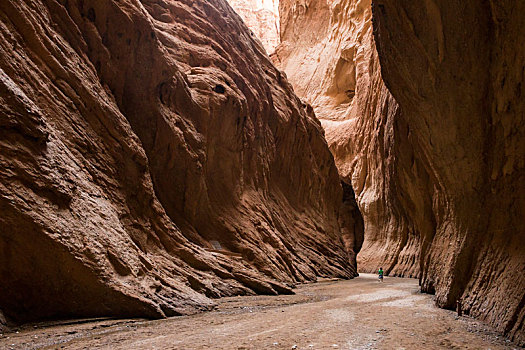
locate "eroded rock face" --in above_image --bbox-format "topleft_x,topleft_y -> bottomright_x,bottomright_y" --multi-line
276,0 -> 524,343
227,0 -> 280,54
372,0 -> 525,342
0,0 -> 361,324
0,310 -> 6,332
275,0 -> 420,278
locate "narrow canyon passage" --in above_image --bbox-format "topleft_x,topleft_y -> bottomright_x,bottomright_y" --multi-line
227,0 -> 525,344
0,274 -> 519,350
1,0 -> 523,347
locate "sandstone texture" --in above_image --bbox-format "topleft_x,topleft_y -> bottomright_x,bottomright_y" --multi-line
0,310 -> 6,332
0,0 -> 361,325
275,0 -> 419,278
275,0 -> 524,343
227,0 -> 280,54
372,0 -> 525,343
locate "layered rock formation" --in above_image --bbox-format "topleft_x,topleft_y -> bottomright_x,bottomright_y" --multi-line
274,0 -> 524,343
0,0 -> 361,325
227,0 -> 280,53
372,0 -> 525,343
274,0 -> 419,277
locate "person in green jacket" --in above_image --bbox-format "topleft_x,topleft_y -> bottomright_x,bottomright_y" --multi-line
378,267 -> 384,282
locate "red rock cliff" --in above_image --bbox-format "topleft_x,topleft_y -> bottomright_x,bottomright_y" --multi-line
275,0 -> 524,343
372,0 -> 525,343
0,0 -> 361,324
274,0 -> 419,278
227,0 -> 281,54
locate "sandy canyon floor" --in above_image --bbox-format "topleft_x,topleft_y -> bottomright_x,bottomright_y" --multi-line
0,274 -> 520,350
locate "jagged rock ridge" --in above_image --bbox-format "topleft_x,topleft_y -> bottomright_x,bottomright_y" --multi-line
0,0 -> 362,324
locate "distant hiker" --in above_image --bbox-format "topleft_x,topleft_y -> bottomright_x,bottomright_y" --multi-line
378,267 -> 384,282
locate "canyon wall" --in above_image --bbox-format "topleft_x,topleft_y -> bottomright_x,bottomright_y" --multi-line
227,0 -> 280,53
275,0 -> 524,343
372,0 -> 525,343
274,0 -> 420,277
0,311 -> 6,332
0,0 -> 361,324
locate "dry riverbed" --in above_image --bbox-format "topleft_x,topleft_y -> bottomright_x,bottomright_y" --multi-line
0,274 -> 520,349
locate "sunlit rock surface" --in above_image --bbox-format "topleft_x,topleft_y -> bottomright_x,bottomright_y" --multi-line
275,0 -> 419,278
0,0 -> 361,324
227,0 -> 280,53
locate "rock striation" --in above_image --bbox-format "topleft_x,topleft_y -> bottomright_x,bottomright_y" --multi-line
274,0 -> 420,278
275,0 -> 524,343
0,0 -> 361,324
0,310 -> 6,332
372,0 -> 525,343
227,0 -> 281,54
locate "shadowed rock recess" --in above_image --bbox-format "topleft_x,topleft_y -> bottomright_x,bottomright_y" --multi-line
275,0 -> 524,344
0,0 -> 363,324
